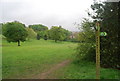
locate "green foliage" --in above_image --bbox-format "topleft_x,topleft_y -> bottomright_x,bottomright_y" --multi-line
90,2 -> 119,69
76,2 -> 120,69
60,27 -> 71,41
75,19 -> 96,62
49,26 -> 61,42
37,31 -> 46,38
36,33 -> 41,40
2,21 -> 28,46
49,26 -> 71,42
26,28 -> 37,40
44,34 -> 47,40
29,24 -> 48,32
0,23 -> 2,34
76,43 -> 96,62
78,19 -> 95,43
43,30 -> 49,40
29,24 -> 48,39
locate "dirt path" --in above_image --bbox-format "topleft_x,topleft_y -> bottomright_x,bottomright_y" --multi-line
36,60 -> 71,79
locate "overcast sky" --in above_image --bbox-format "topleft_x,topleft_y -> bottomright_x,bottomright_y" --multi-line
0,0 -> 96,31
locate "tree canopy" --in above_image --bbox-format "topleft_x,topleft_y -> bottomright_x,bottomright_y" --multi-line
78,18 -> 95,43
26,27 -> 37,40
2,21 -> 28,46
49,26 -> 71,42
49,26 -> 62,42
76,2 -> 120,69
29,24 -> 48,32
29,24 -> 48,39
75,18 -> 96,62
81,2 -> 120,69
89,2 -> 119,69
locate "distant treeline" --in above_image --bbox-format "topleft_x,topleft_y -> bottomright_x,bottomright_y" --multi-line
1,21 -> 80,46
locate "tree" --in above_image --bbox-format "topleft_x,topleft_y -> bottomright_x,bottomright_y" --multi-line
29,24 -> 48,32
49,26 -> 61,42
49,26 -> 71,42
37,31 -> 45,38
0,23 -> 2,34
75,19 -> 96,62
36,33 -> 41,40
26,27 -> 37,40
43,30 -> 49,40
88,1 -> 119,69
2,21 -> 28,46
29,24 -> 48,39
79,18 -> 95,43
44,34 -> 47,40
60,27 -> 71,41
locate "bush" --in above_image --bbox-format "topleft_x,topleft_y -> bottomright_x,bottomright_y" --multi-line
26,28 -> 37,40
36,34 -> 40,40
44,34 -> 47,40
75,43 -> 96,63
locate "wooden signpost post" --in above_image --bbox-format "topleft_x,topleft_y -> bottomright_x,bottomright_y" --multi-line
95,22 -> 107,79
96,22 -> 100,79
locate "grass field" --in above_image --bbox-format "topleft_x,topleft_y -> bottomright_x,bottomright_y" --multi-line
48,61 -> 119,79
2,39 -> 120,79
2,39 -> 77,78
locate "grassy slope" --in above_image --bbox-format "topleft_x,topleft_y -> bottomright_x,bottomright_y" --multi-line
2,39 -> 76,78
2,39 -> 119,79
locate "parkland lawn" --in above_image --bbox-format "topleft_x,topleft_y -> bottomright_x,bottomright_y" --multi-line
2,39 -> 119,79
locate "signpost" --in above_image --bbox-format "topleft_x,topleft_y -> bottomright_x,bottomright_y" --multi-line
96,22 -> 100,79
95,22 -> 107,79
100,32 -> 107,36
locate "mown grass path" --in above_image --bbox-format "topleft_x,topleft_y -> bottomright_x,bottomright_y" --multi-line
34,60 -> 71,79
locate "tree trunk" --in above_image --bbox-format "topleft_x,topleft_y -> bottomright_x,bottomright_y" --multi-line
55,40 -> 57,42
18,40 -> 20,46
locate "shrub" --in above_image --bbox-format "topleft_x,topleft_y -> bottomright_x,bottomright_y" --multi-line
44,34 -> 47,40
75,43 -> 96,63
36,34 -> 40,40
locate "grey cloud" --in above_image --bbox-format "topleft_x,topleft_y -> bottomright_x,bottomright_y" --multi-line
1,0 -> 94,31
